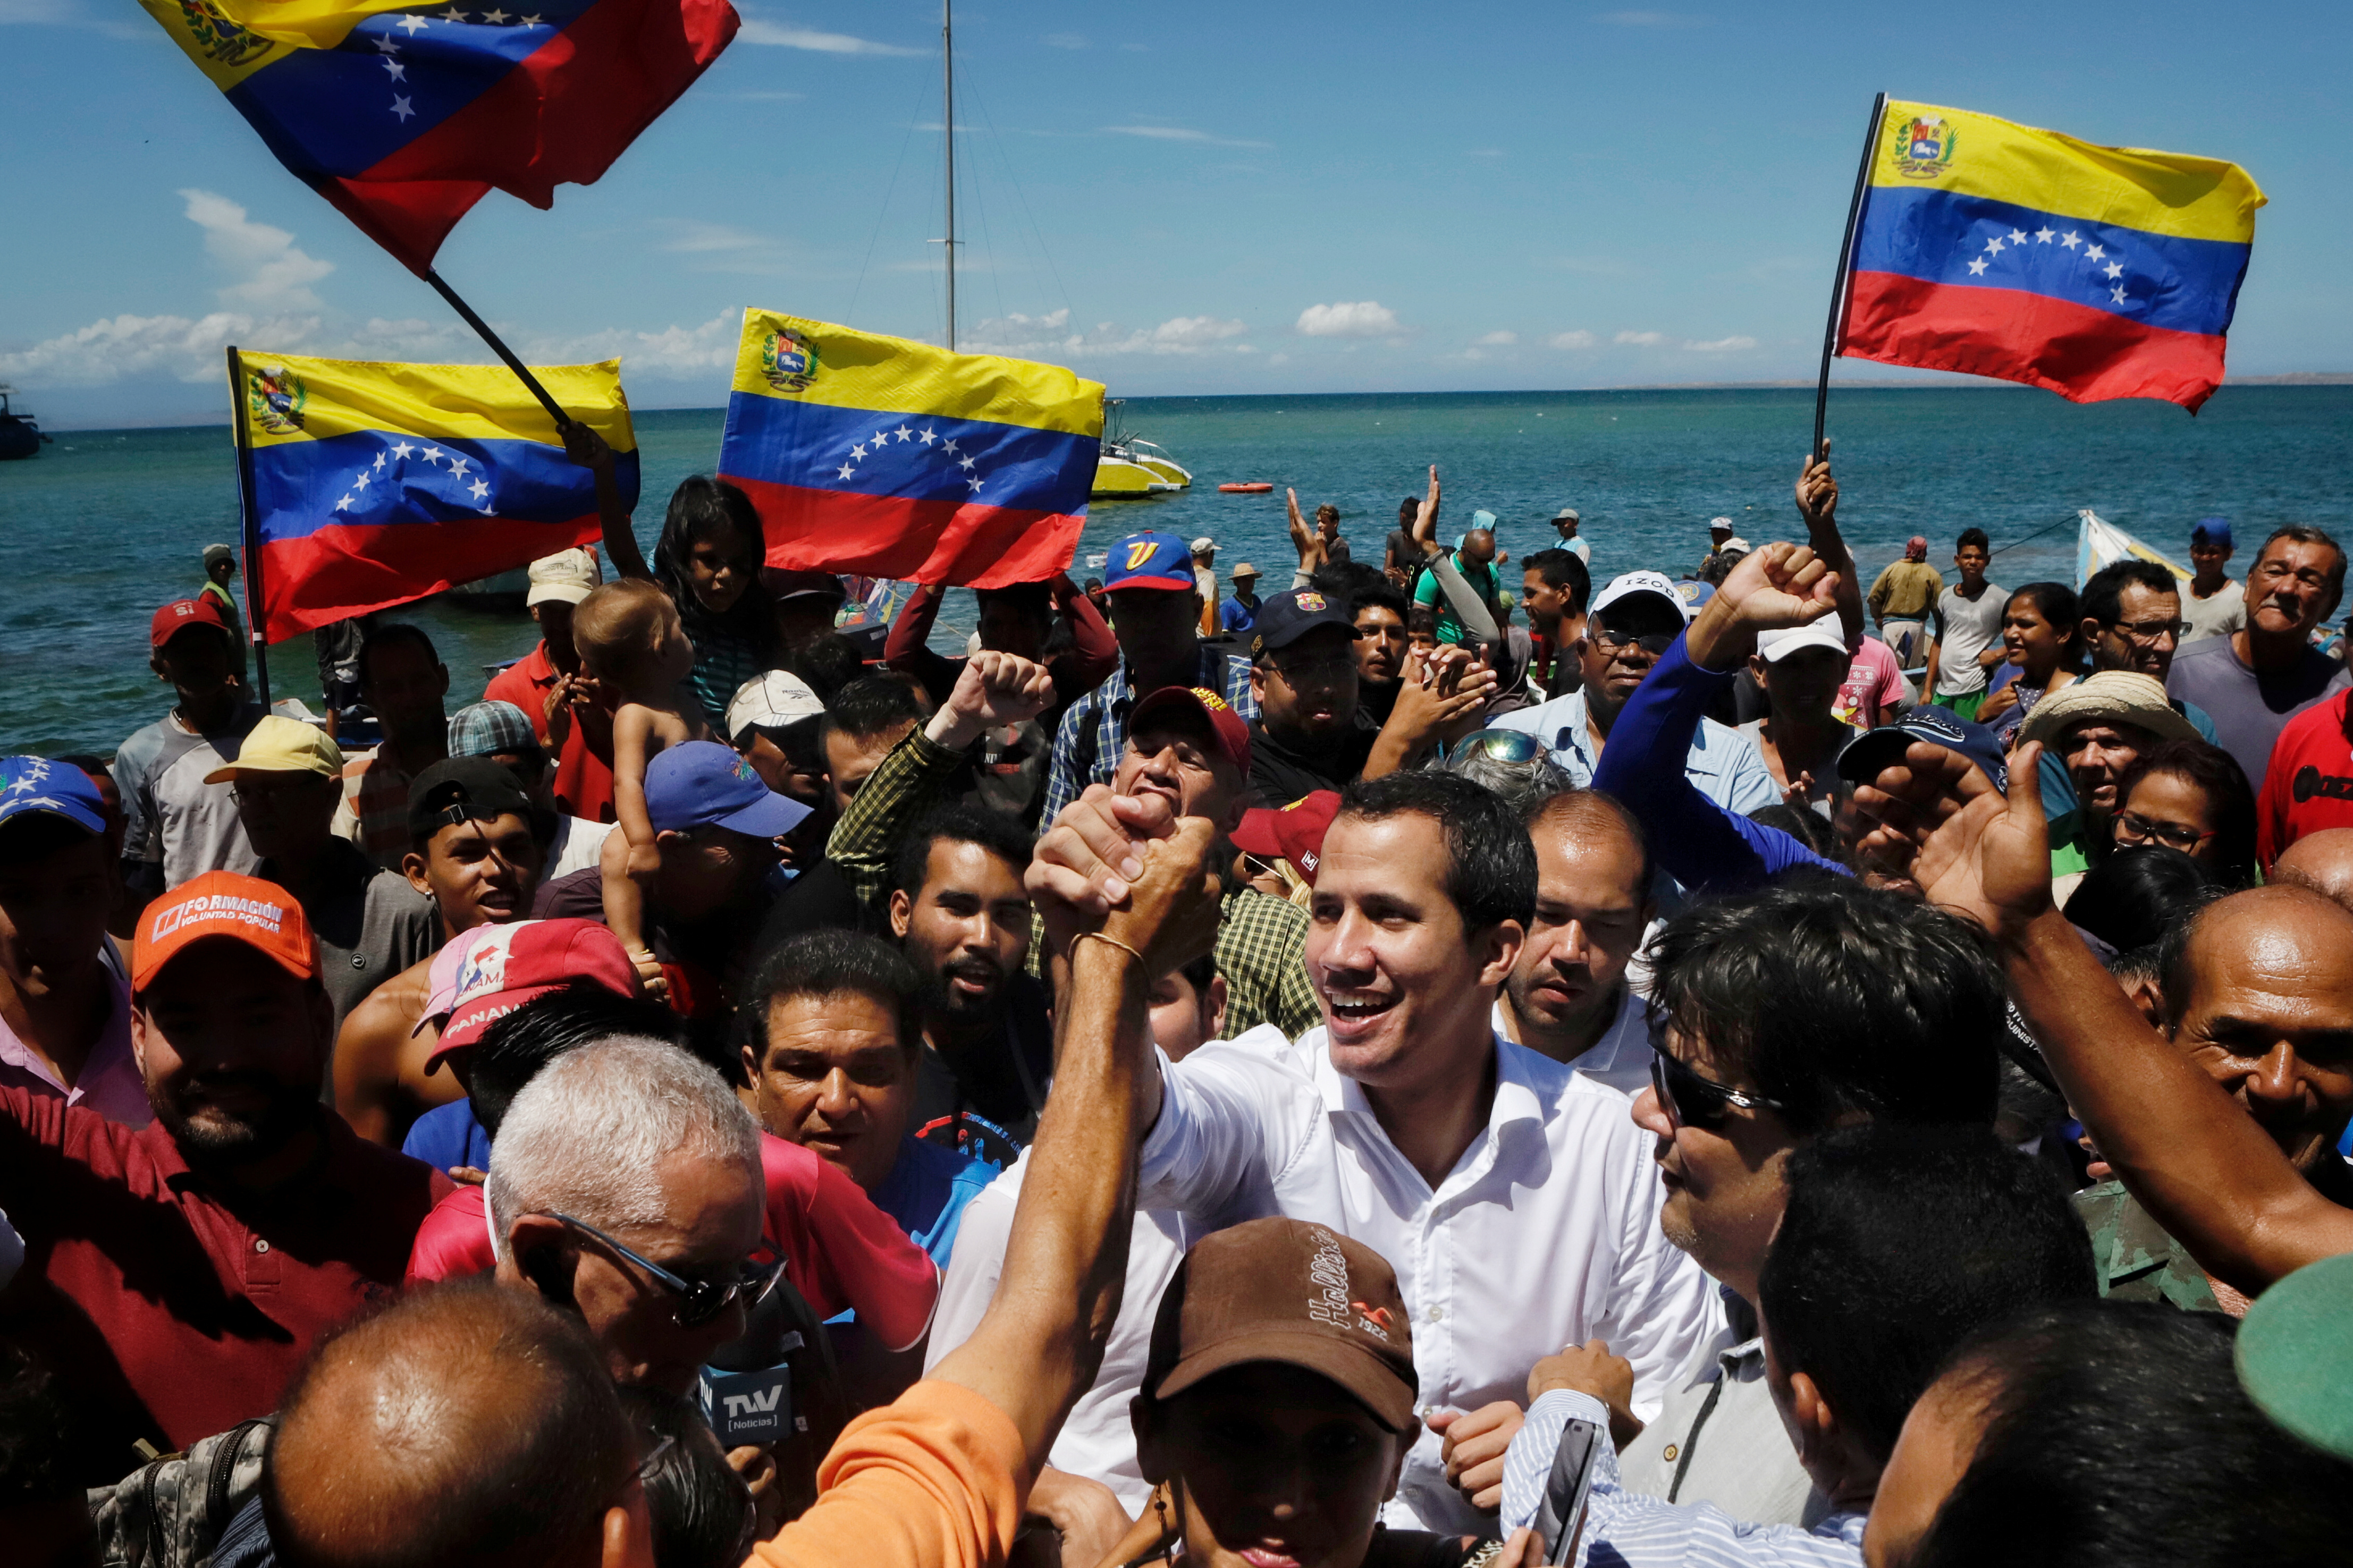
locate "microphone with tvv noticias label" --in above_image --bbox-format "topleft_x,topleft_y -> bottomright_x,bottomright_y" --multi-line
699,1273 -> 801,1447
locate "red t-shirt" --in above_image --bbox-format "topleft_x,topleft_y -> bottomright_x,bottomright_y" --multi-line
483,642 -> 618,824
0,1085 -> 449,1473
407,1132 -> 940,1351
2256,690 -> 2353,870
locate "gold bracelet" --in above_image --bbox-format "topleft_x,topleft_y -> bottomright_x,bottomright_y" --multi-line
1070,931 -> 1148,971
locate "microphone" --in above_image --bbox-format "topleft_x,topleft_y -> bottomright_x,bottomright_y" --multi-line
698,1277 -> 803,1447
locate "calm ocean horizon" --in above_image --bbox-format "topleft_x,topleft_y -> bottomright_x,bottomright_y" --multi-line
7,383 -> 2351,757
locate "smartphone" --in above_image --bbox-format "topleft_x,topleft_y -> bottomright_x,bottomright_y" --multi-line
1530,1416 -> 1607,1566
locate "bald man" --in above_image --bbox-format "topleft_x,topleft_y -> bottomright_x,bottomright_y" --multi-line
2270,827 -> 2353,911
264,1276 -> 651,1568
2076,884 -> 2353,1313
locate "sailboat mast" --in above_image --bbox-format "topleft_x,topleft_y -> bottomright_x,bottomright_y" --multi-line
941,0 -> 956,351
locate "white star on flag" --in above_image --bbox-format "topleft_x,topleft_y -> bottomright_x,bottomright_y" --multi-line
851,444 -> 867,460
519,11 -> 542,22
942,439 -> 959,455
374,36 -> 401,53
397,13 -> 428,33
1967,257 -> 1989,276
483,6 -> 509,20
958,455 -> 976,471
2008,229 -> 2028,245
440,5 -> 467,19
392,440 -> 415,459
353,470 -> 370,489
2061,232 -> 2081,249
967,477 -> 983,492
469,478 -> 491,501
2111,286 -> 2129,304
917,429 -> 937,445
1984,236 -> 2004,253
390,95 -> 415,122
384,60 -> 406,80
895,426 -> 912,442
448,455 -> 470,477
2035,228 -> 2055,243
374,451 -> 387,471
336,494 -> 355,511
422,446 -> 442,463
2104,261 -> 2123,280
837,463 -> 855,480
2085,243 -> 2107,262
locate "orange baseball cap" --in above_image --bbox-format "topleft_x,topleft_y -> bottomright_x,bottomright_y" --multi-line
132,870 -> 318,991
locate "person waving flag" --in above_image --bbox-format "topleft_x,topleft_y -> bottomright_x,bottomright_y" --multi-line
1837,100 -> 2265,411
139,0 -> 738,274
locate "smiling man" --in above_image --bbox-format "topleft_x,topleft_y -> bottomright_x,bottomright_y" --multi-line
2167,524 -> 2351,793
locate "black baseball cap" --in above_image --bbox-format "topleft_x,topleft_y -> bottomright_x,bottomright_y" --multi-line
406,757 -> 538,846
1250,587 -> 1361,657
1835,705 -> 2010,794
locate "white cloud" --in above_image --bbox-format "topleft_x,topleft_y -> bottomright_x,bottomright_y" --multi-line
1474,330 -> 1518,346
1615,329 -> 1665,346
1684,335 -> 1758,352
1103,124 -> 1271,149
1153,316 -> 1249,345
959,309 -> 1256,359
1296,301 -> 1401,338
735,18 -> 922,55
181,189 -> 334,311
518,313 -> 739,378
1043,31 -> 1086,48
0,312 -> 319,387
1549,330 -> 1598,349
1596,10 -> 1703,26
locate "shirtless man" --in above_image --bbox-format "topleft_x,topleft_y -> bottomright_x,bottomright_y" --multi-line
333,758 -> 546,1145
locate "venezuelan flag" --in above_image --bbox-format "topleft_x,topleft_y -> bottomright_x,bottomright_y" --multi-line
1840,101 -> 2265,411
717,311 -> 1104,589
140,0 -> 737,274
231,350 -> 637,638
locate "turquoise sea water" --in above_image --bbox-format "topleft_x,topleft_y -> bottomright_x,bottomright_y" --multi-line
7,385 -> 2351,757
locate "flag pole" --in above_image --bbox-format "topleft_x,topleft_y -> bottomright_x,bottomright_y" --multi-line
423,269 -> 574,431
1812,91 -> 1888,461
224,345 -> 273,709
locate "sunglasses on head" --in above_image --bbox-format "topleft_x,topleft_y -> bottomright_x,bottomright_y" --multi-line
1646,1024 -> 1787,1130
541,1211 -> 781,1329
1444,728 -> 1545,765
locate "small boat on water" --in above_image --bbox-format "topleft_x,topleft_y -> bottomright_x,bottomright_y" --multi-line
0,386 -> 52,461
1091,399 -> 1192,499
1219,482 -> 1274,494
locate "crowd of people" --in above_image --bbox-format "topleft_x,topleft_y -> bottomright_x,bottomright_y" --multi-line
3,446 -> 2351,1568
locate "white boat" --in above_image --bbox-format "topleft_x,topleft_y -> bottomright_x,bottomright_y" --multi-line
1090,400 -> 1191,498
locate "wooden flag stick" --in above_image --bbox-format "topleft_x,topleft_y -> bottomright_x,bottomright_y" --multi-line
424,269 -> 575,431
1812,91 -> 1889,462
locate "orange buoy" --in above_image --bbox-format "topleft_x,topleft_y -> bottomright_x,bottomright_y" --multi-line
1218,482 -> 1275,494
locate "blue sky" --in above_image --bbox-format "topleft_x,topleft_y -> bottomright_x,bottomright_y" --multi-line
7,0 -> 2352,426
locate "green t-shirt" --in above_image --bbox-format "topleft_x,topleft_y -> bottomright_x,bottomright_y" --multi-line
1412,556 -> 1497,647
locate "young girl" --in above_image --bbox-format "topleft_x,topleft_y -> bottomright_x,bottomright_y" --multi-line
572,579 -> 710,990
1978,580 -> 2082,746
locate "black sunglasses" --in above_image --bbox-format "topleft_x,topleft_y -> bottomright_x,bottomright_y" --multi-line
1646,1030 -> 1787,1130
1444,728 -> 1545,765
1592,625 -> 1677,657
542,1211 -> 781,1329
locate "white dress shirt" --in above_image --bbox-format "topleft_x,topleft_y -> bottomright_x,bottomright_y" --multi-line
1138,1025 -> 1723,1534
1493,987 -> 1654,1099
1491,688 -> 1775,814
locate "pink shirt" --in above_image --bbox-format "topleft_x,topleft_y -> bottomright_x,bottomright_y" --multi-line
1837,635 -> 1910,727
0,944 -> 150,1129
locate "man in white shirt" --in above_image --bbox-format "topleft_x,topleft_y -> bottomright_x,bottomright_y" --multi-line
1030,769 -> 1719,1536
1498,789 -> 1653,1096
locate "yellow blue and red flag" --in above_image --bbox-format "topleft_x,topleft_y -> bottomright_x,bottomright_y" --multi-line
229,350 -> 637,638
717,311 -> 1104,589
141,0 -> 737,274
1840,101 -> 2265,411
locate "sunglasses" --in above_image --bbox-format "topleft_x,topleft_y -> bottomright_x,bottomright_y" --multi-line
1444,728 -> 1545,765
1592,625 -> 1677,658
1647,1029 -> 1787,1130
541,1211 -> 782,1329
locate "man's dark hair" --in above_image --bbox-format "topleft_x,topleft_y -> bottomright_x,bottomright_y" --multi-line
2079,558 -> 2179,629
1648,875 -> 2002,1132
1913,1302 -> 2353,1568
357,622 -> 440,688
1336,771 -> 1537,935
619,1388 -> 757,1568
792,635 -> 870,704
889,801 -> 1033,902
741,929 -> 924,1064
2114,740 -> 2257,889
1306,560 -> 1387,614
1757,1123 -> 2095,1465
821,675 -> 924,749
1956,527 -> 1991,554
1522,548 -> 1592,617
468,982 -> 699,1135
2062,844 -> 2219,957
1748,802 -> 1845,866
2256,523 -> 2349,599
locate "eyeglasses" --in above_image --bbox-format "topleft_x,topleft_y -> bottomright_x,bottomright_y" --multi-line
2100,617 -> 2187,646
2113,811 -> 2216,853
539,1211 -> 782,1329
1647,1030 -> 1787,1130
1591,625 -> 1676,658
1444,728 -> 1545,765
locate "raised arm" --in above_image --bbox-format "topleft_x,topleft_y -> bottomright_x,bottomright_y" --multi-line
1049,571 -> 1120,696
1794,445 -> 1866,650
562,422 -> 651,582
883,583 -> 961,705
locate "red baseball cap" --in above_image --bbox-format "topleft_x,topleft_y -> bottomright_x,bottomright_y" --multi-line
150,597 -> 234,649
1129,685 -> 1252,782
1231,789 -> 1342,884
414,918 -> 640,1070
132,871 -> 317,991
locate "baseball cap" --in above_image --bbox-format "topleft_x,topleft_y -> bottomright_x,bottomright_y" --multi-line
406,757 -> 538,847
1232,789 -> 1341,884
1674,580 -> 1716,614
1190,536 -> 1216,555
1469,510 -> 1498,532
1553,507 -> 1581,525
2192,518 -> 2233,549
201,715 -> 343,784
726,670 -> 826,743
202,543 -> 235,570
1836,705 -> 2010,795
0,756 -> 108,837
526,547 -> 601,607
1756,622 -> 1849,663
1144,1217 -> 1418,1432
1722,536 -> 1752,554
1104,532 -> 1197,593
415,918 -> 638,1069
1230,562 -> 1260,581
132,870 -> 316,991
1707,516 -> 1735,534
644,741 -> 812,837
150,597 -> 233,649
447,701 -> 542,760
2235,1251 -> 2353,1462
1129,686 -> 1252,781
1250,588 -> 1360,657
1591,570 -> 1695,625
2017,671 -> 2202,751
763,567 -> 847,604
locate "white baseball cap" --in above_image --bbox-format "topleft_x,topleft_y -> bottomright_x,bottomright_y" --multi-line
1590,570 -> 1694,624
1190,536 -> 1216,555
725,669 -> 825,742
1722,537 -> 1753,554
1707,516 -> 1735,533
1756,623 -> 1849,662
526,548 -> 601,606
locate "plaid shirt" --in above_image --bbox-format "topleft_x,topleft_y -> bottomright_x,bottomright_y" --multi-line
1215,886 -> 1320,1041
334,738 -> 431,870
1040,647 -> 1258,831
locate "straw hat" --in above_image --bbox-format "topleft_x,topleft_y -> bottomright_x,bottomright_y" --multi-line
2017,671 -> 2202,750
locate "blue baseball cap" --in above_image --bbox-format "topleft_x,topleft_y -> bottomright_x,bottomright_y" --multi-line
1103,532 -> 1197,593
644,741 -> 812,838
0,756 -> 108,837
2192,518 -> 2232,549
1835,705 -> 2009,795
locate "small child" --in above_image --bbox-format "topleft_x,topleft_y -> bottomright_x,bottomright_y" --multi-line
572,579 -> 711,991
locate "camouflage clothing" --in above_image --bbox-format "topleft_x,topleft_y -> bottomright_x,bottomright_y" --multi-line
88,1418 -> 272,1568
2073,1178 -> 2223,1314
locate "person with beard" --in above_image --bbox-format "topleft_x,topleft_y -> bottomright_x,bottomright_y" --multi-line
1498,790 -> 1655,1095
1245,588 -> 1379,802
0,871 -> 448,1482
1741,622 -> 1861,815
1521,547 -> 1591,701
334,623 -> 452,868
2166,524 -> 2351,792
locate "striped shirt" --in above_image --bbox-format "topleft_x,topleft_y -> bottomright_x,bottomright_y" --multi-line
1499,1389 -> 1865,1568
1039,646 -> 1257,831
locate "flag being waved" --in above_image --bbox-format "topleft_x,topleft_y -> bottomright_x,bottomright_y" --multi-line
230,350 -> 637,639
718,311 -> 1104,589
1838,100 -> 2265,411
142,0 -> 738,274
